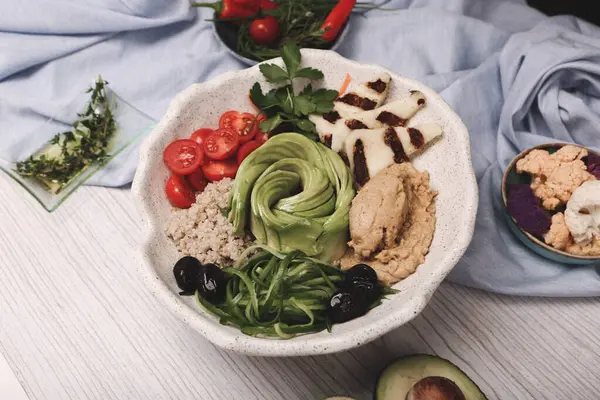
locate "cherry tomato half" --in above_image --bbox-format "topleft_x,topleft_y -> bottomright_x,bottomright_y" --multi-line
201,159 -> 239,182
204,128 -> 240,161
165,174 -> 196,209
163,139 -> 204,175
189,128 -> 213,147
249,16 -> 280,46
236,140 -> 262,165
255,130 -> 269,144
187,168 -> 208,192
250,114 -> 266,138
219,111 -> 256,143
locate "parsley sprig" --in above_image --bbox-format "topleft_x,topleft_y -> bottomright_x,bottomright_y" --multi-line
249,42 -> 339,140
15,77 -> 116,194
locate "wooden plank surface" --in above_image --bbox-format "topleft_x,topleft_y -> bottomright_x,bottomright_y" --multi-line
0,179 -> 598,400
0,351 -> 29,400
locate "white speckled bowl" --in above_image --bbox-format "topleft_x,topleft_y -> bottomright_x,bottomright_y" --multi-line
132,49 -> 478,356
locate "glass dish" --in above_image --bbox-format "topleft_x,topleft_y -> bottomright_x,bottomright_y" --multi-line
0,88 -> 155,212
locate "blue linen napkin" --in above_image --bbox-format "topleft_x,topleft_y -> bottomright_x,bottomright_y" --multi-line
1,0 -> 599,295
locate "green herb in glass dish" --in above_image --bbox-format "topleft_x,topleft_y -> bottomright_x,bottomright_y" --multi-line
0,77 -> 155,212
15,77 -> 116,194
249,41 -> 339,140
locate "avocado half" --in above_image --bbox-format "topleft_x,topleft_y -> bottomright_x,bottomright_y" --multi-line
374,354 -> 487,400
322,397 -> 357,400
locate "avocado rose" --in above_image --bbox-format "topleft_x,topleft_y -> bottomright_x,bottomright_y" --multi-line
227,133 -> 355,262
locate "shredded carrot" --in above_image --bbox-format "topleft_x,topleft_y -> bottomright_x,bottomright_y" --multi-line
338,73 -> 351,95
248,91 -> 260,112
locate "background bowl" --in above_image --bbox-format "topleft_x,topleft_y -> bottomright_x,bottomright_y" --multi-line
213,18 -> 350,66
501,143 -> 600,265
132,49 -> 478,356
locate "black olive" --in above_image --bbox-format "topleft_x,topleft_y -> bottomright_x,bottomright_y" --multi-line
345,263 -> 380,302
327,290 -> 368,323
197,263 -> 227,304
173,256 -> 202,295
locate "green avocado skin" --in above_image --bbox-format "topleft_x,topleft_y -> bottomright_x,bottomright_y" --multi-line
374,354 -> 488,400
227,133 -> 355,262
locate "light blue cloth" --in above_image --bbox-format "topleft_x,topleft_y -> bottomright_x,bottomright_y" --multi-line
2,0 -> 600,296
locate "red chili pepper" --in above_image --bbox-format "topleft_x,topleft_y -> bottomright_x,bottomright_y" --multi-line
259,0 -> 279,11
232,0 -> 260,10
192,0 -> 259,20
320,0 -> 356,42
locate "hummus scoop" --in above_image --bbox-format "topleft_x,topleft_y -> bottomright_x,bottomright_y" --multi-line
565,180 -> 600,244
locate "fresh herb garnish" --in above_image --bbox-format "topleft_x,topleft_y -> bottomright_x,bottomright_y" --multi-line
15,76 -> 116,194
249,42 -> 338,140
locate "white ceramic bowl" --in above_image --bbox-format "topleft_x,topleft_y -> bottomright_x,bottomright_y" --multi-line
132,49 -> 478,356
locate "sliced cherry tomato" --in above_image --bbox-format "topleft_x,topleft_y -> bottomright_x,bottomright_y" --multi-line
204,128 -> 240,160
249,16 -> 280,46
250,114 -> 266,138
219,111 -> 256,143
189,128 -> 213,146
163,139 -> 204,175
187,168 -> 208,192
201,159 -> 239,182
236,140 -> 262,165
165,174 -> 196,209
255,130 -> 269,144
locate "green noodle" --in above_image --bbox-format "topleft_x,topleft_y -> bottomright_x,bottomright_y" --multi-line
195,246 -> 344,339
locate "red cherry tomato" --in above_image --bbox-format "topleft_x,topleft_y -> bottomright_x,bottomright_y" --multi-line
203,128 -> 240,160
187,168 -> 208,192
163,139 -> 204,175
249,16 -> 280,46
251,114 -> 269,143
165,174 -> 196,209
189,128 -> 213,146
219,111 -> 256,143
255,130 -> 269,144
250,114 -> 266,138
201,159 -> 239,182
236,140 -> 263,165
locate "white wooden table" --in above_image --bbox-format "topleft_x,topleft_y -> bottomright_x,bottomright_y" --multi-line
1,177 -> 599,400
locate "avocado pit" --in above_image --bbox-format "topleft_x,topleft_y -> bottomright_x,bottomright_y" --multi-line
406,376 -> 466,400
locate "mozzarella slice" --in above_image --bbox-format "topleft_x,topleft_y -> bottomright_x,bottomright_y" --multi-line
311,73 -> 391,152
334,73 -> 391,117
348,90 -> 426,129
345,128 -> 395,182
312,90 -> 427,153
345,123 -> 443,185
397,123 -> 443,156
309,113 -> 350,153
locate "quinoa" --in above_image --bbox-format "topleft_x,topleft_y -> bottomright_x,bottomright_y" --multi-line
164,178 -> 252,267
